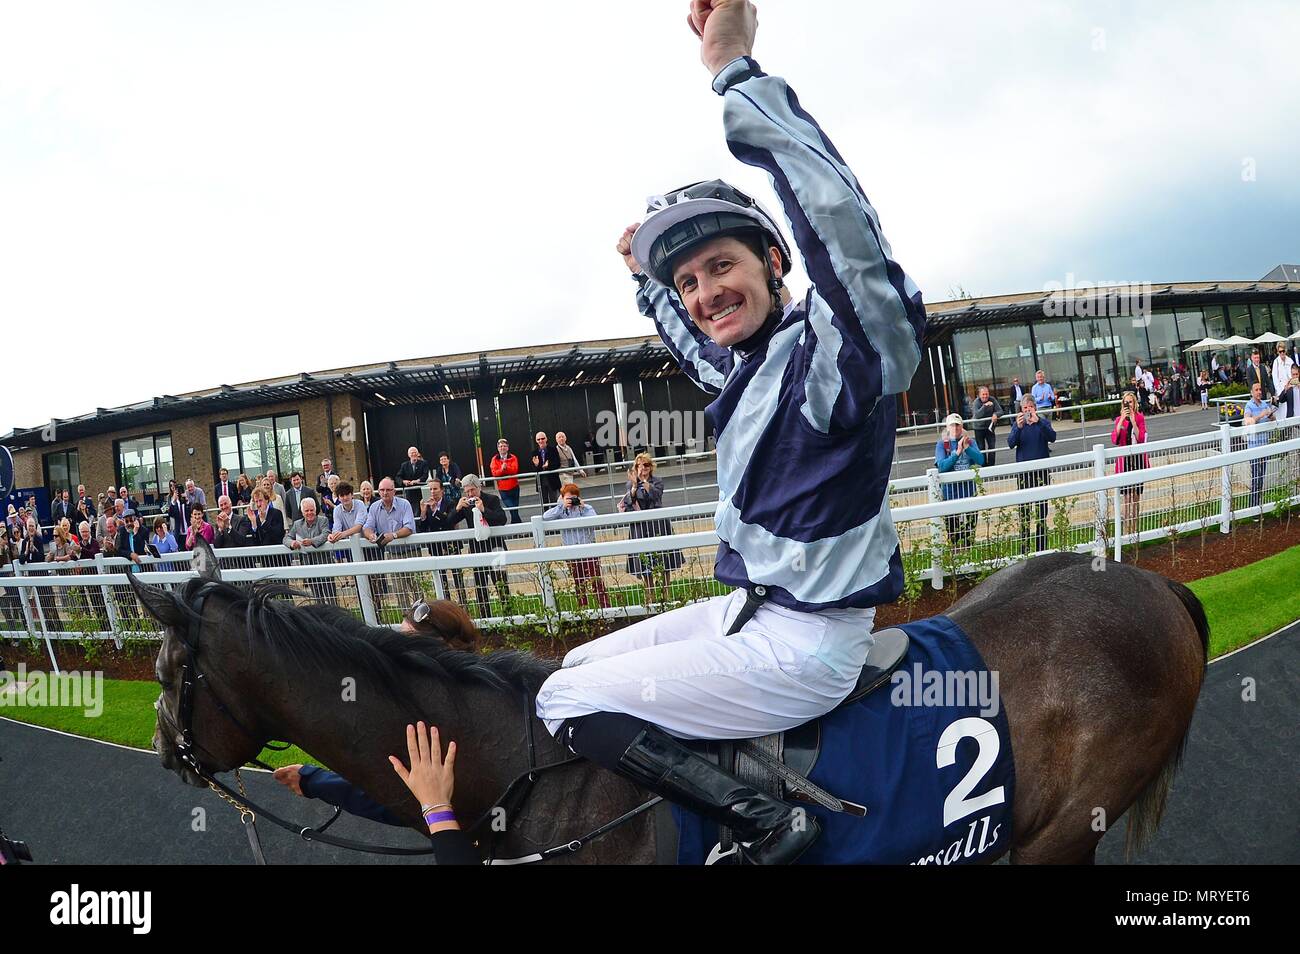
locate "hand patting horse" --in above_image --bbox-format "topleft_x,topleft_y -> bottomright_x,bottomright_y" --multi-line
132,539 -> 1205,864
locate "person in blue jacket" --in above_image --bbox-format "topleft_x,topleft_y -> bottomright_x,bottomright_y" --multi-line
1006,396 -> 1057,553
934,413 -> 985,550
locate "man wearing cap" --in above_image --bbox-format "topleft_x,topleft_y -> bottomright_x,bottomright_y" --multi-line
533,0 -> 925,864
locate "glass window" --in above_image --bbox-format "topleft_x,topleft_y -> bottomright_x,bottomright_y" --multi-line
987,323 -> 1036,400
1032,319 -> 1080,395
953,329 -> 993,408
240,417 -> 274,476
215,423 -> 240,474
116,433 -> 172,499
1145,309 -> 1181,373
1071,317 -> 1116,351
43,450 -> 80,496
1226,303 -> 1253,338
1203,304 -> 1228,340
1175,307 -> 1206,343
212,413 -> 302,481
1251,303 -> 1285,338
275,416 -> 303,475
1111,314 -> 1151,376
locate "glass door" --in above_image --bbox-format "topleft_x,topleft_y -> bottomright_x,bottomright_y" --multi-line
1076,349 -> 1120,403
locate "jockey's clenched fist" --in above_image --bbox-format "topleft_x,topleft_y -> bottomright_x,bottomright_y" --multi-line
687,0 -> 758,75
616,222 -> 643,275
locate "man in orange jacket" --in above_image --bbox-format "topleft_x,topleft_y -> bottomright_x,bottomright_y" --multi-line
489,438 -> 521,523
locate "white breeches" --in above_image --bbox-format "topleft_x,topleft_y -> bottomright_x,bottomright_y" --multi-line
535,590 -> 876,740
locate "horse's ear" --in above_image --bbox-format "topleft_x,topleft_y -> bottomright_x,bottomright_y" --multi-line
190,537 -> 221,583
125,570 -> 185,627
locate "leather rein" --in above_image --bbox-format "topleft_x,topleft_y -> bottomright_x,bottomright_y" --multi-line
169,582 -> 659,864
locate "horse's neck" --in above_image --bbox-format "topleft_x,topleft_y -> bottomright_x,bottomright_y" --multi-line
248,658 -> 656,859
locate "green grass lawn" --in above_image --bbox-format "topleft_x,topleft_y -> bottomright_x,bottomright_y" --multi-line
1188,541 -> 1300,658
0,676 -> 314,768
4,544 -> 1297,756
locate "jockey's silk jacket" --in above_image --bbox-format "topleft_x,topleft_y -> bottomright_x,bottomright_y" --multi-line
638,56 -> 927,611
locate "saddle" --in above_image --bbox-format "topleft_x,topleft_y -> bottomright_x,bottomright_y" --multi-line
691,627 -> 910,818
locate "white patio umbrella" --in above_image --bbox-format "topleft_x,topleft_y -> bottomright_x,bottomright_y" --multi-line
1185,337 -> 1224,352
1221,335 -> 1255,347
1290,329 -> 1300,340
1252,331 -> 1287,344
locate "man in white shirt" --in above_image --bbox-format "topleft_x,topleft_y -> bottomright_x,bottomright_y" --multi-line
1271,343 -> 1296,420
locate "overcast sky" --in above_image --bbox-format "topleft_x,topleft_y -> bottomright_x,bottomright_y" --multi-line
3,0 -> 1298,435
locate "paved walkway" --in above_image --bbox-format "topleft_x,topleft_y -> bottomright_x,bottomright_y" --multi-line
2,622 -> 1294,864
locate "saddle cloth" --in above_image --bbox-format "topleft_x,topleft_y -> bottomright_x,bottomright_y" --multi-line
675,614 -> 1017,865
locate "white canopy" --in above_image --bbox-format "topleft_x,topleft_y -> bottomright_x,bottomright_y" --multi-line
1252,331 -> 1288,343
1185,337 -> 1224,352
1221,335 -> 1255,346
1290,329 -> 1300,340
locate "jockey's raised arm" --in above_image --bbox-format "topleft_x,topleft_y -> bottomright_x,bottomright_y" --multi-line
536,0 -> 927,865
712,57 -> 925,426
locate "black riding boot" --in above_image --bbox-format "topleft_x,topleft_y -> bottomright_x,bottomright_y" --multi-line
561,712 -> 820,865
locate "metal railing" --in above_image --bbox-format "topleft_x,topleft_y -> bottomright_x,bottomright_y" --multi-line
7,417 -> 1299,668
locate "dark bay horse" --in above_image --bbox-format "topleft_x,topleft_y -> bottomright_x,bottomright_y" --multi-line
130,541 -> 1206,864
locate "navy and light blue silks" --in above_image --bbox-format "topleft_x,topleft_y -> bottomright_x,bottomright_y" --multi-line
639,55 -> 926,615
675,615 -> 1017,865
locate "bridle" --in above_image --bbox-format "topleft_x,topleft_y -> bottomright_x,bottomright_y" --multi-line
167,582 -> 659,864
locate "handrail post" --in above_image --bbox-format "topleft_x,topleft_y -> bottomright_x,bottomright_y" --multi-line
1112,487 -> 1122,561
95,553 -> 122,649
13,562 -> 36,638
926,467 -> 944,590
1218,422 -> 1232,534
531,515 -> 559,634
1091,443 -> 1108,557
351,536 -> 377,625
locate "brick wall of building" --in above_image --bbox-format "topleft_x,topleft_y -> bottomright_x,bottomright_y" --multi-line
10,395 -> 375,505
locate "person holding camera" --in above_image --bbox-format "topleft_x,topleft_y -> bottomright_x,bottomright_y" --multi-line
543,483 -> 610,610
1111,390 -> 1148,540
935,413 -> 985,552
617,453 -> 683,607
165,479 -> 188,540
1007,395 -> 1057,553
447,474 -> 510,618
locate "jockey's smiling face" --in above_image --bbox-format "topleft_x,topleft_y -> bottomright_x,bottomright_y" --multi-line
671,235 -> 783,349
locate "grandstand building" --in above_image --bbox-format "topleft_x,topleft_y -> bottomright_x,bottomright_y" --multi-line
6,277 -> 1298,508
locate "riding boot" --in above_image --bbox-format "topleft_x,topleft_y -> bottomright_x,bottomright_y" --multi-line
560,712 -> 820,865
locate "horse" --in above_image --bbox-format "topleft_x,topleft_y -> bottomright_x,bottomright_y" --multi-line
130,538 -> 1207,864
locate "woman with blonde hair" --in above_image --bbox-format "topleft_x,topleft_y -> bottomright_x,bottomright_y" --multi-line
50,519 -> 82,564
1112,390 -> 1148,539
618,452 -> 683,607
259,476 -> 285,516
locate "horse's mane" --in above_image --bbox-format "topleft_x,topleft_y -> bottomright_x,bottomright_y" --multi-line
179,577 -> 557,698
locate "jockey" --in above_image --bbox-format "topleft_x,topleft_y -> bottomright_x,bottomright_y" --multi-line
534,0 -> 925,863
